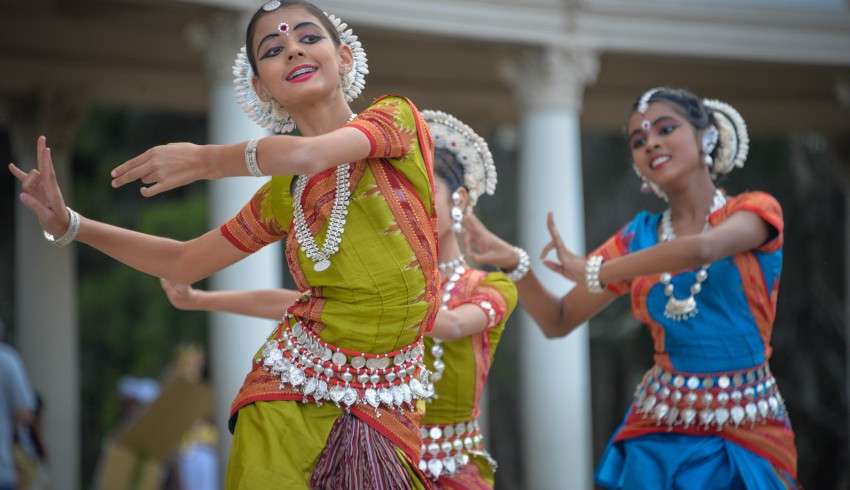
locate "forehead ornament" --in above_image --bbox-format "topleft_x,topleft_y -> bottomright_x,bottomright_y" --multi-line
637,88 -> 662,114
277,22 -> 290,34
262,0 -> 282,11
637,87 -> 663,131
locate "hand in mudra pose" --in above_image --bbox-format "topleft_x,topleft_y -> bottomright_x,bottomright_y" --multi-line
539,211 -> 585,283
462,212 -> 519,270
9,136 -> 72,237
110,142 -> 207,197
464,210 -> 584,282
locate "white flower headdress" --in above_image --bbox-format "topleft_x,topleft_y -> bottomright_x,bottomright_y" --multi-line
423,110 -> 497,207
232,6 -> 369,134
703,99 -> 750,176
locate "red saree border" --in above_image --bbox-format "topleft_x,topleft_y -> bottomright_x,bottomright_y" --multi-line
436,462 -> 492,490
613,410 -> 798,480
228,366 -> 427,479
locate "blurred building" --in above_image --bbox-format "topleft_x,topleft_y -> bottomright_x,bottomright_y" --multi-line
2,0 -> 850,488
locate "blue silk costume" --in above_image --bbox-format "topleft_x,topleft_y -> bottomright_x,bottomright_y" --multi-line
592,192 -> 798,490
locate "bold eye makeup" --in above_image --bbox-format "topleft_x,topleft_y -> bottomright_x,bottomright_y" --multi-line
261,45 -> 284,59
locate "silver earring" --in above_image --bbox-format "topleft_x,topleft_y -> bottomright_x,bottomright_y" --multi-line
342,67 -> 355,92
633,164 -> 652,194
451,191 -> 463,233
632,164 -> 668,202
702,125 -> 719,167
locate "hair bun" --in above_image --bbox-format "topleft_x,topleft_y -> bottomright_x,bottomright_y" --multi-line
703,99 -> 749,176
423,110 -> 496,207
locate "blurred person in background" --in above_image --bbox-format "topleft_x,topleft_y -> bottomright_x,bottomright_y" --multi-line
0,318 -> 36,490
12,393 -> 49,490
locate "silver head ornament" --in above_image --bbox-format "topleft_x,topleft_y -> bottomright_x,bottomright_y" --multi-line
703,99 -> 749,176
262,1 -> 282,11
637,87 -> 665,130
423,110 -> 497,208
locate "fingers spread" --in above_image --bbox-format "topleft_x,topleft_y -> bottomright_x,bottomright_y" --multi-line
8,163 -> 28,182
36,136 -> 46,172
540,240 -> 555,259
43,148 -> 57,180
546,212 -> 564,245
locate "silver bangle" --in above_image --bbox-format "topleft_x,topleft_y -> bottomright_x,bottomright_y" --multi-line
585,255 -> 605,293
245,138 -> 263,177
43,207 -> 81,247
505,247 -> 530,282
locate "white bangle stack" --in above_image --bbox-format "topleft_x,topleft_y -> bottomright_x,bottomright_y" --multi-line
43,207 -> 81,247
585,255 -> 605,293
505,247 -> 530,282
245,138 -> 263,177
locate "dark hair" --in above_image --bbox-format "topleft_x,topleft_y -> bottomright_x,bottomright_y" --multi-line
630,87 -> 721,160
631,88 -> 713,131
434,147 -> 466,193
245,0 -> 342,76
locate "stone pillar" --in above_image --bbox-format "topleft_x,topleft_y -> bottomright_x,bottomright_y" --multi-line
11,90 -> 87,490
196,13 -> 282,466
509,47 -> 599,490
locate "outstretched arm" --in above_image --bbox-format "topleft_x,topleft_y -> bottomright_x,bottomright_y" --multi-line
109,127 -> 372,197
160,280 -> 301,320
538,211 -> 771,288
496,208 -> 772,337
463,213 -> 615,338
10,136 -> 250,284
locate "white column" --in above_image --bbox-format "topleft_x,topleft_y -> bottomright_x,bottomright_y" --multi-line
10,91 -> 86,490
197,14 -> 281,464
511,47 -> 599,490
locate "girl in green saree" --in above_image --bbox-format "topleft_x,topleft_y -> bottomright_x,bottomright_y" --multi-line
160,110 -> 522,489
11,1 -> 442,488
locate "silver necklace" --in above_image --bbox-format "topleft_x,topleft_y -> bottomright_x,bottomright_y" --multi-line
292,113 -> 356,272
658,190 -> 726,321
430,256 -> 468,384
438,256 -> 466,276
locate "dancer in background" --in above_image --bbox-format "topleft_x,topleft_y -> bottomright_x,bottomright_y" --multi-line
463,87 -> 798,489
11,1 -> 440,487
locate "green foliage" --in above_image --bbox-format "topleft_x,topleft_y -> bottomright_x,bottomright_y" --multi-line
72,106 -> 209,488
